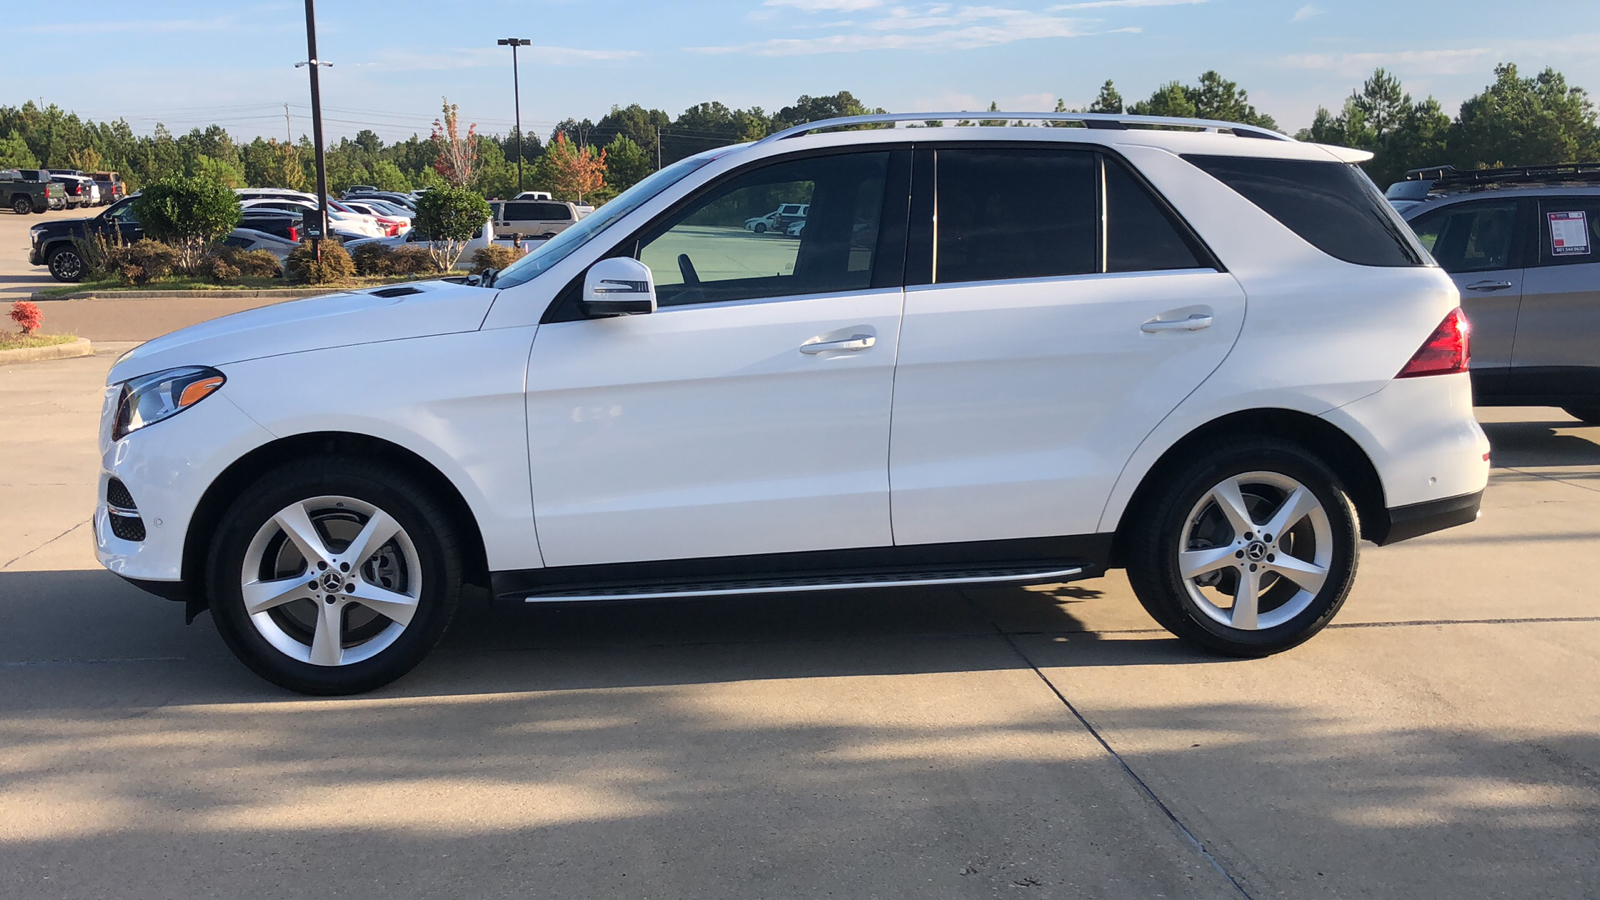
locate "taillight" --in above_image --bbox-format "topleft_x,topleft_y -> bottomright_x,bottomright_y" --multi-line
288,225 -> 299,242
1397,308 -> 1470,378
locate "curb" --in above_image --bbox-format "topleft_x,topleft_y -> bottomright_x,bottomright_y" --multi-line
0,337 -> 94,367
32,289 -> 332,301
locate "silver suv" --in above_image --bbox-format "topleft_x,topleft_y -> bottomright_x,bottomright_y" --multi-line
1394,165 -> 1600,424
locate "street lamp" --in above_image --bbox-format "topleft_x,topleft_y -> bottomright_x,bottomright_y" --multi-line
497,38 -> 531,194
295,0 -> 332,258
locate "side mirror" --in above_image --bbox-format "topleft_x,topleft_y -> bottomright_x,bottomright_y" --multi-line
582,257 -> 656,317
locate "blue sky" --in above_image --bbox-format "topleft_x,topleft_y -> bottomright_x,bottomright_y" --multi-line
5,0 -> 1598,143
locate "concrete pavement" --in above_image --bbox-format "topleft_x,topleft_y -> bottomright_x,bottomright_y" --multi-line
1,350 -> 1597,899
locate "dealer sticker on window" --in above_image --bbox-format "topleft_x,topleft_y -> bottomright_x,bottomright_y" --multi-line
1549,211 -> 1591,257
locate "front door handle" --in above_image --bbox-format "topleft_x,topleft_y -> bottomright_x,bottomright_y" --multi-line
1141,314 -> 1213,333
800,334 -> 876,354
1465,280 -> 1514,292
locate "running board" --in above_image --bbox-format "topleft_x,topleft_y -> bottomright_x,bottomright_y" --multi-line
515,564 -> 1085,604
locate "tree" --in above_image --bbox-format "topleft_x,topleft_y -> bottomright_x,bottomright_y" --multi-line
0,131 -> 37,167
1088,80 -> 1125,115
1452,63 -> 1600,169
412,185 -> 491,272
194,154 -> 245,189
604,134 -> 652,193
68,146 -> 103,172
1129,72 -> 1276,131
537,133 -> 606,203
369,159 -> 412,192
431,98 -> 477,187
131,175 -> 242,272
1129,82 -> 1197,119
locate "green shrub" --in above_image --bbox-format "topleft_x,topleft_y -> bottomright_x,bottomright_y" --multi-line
412,186 -> 490,271
131,176 -> 242,272
116,240 -> 182,285
196,246 -> 283,282
469,244 -> 521,274
76,230 -> 130,281
350,242 -> 397,276
285,240 -> 355,285
389,245 -> 439,275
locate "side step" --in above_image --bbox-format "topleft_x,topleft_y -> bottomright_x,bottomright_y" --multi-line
514,564 -> 1085,604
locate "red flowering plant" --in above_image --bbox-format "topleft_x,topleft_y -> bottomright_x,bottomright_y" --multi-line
10,301 -> 43,335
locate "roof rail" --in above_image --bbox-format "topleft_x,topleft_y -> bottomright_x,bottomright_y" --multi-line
755,112 -> 1294,145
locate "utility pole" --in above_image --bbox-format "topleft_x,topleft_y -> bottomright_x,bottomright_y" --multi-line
284,104 -> 292,143
497,38 -> 531,194
656,126 -> 662,171
296,0 -> 332,259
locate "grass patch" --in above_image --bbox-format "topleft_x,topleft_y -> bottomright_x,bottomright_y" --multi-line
36,273 -> 458,297
0,333 -> 77,351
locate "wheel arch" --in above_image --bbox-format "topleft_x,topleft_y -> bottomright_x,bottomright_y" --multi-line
181,431 -> 490,618
1108,408 -> 1390,567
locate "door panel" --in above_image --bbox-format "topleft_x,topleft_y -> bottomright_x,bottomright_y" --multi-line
526,290 -> 902,566
1407,199 -> 1525,391
890,271 -> 1246,545
1514,199 -> 1600,398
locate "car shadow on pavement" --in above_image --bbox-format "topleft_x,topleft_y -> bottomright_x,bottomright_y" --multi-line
1481,419 -> 1600,467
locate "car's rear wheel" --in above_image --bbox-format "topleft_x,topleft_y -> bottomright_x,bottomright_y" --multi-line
753,222 -> 766,233
46,246 -> 85,282
207,457 -> 462,694
1562,407 -> 1600,426
1125,438 -> 1359,656
12,196 -> 32,215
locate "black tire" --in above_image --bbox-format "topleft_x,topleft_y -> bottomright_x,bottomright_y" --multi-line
1124,437 -> 1360,657
206,456 -> 463,694
753,222 -> 766,234
12,196 -> 31,215
1562,407 -> 1600,426
46,245 -> 86,283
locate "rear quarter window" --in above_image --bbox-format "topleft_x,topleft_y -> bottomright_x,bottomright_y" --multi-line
1184,154 -> 1425,267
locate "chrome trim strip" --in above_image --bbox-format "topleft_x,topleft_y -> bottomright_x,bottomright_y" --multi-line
521,566 -> 1085,604
756,112 -> 1293,145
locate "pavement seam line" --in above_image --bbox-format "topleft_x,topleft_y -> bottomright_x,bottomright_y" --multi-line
1500,465 -> 1600,494
956,589 -> 1256,900
1,518 -> 89,570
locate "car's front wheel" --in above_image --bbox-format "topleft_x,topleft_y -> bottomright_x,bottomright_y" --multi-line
46,246 -> 85,282
1125,438 -> 1359,656
1562,407 -> 1600,426
207,457 -> 463,694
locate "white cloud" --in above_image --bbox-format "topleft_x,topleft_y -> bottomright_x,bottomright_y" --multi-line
1050,0 -> 1203,8
1291,4 -> 1323,21
366,46 -> 641,72
1280,48 -> 1496,78
764,0 -> 886,8
693,6 -> 1104,55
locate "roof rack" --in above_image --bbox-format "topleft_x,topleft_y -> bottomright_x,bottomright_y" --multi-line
1402,162 -> 1600,190
756,112 -> 1294,145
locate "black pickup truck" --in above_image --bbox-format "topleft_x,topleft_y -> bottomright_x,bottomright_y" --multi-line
2,168 -> 66,214
28,195 -> 144,281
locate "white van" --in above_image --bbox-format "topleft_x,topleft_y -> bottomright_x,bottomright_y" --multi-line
490,199 -> 586,238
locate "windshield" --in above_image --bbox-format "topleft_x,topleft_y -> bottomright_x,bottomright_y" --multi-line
493,153 -> 722,289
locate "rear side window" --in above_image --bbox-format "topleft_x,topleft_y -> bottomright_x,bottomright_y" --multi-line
935,148 -> 1097,284
506,202 -> 571,220
1536,199 -> 1600,267
1105,158 -> 1207,273
1185,155 -> 1424,267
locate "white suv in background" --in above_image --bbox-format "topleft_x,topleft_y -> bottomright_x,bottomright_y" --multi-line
94,112 -> 1489,694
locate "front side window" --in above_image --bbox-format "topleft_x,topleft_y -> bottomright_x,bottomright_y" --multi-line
638,151 -> 888,307
1409,201 -> 1519,273
934,148 -> 1098,284
1185,154 -> 1425,267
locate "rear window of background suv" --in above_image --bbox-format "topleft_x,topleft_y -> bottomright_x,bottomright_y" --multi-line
1183,154 -> 1425,268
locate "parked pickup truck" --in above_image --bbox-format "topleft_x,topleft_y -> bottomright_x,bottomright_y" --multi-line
2,168 -> 66,214
28,195 -> 144,281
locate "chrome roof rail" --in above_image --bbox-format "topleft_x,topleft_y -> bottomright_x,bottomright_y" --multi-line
756,111 -> 1294,145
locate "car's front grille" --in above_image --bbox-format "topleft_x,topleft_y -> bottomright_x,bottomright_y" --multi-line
106,478 -> 145,542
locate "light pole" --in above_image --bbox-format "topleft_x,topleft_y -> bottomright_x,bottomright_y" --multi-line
497,38 -> 531,194
295,0 -> 332,258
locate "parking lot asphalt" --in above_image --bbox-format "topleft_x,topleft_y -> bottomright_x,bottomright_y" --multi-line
1,348 -> 1596,899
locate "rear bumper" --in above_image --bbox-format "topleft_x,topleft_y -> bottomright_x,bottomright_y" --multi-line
1372,489 -> 1483,546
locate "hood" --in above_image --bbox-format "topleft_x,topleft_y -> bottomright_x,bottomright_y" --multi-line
107,279 -> 497,385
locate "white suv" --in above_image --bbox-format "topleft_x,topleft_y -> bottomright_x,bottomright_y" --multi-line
94,113 -> 1490,694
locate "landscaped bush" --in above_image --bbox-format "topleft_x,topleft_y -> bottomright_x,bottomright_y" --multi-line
76,230 -> 129,281
469,245 -> 521,274
196,246 -> 283,282
130,175 -> 242,272
285,240 -> 355,285
389,245 -> 438,275
10,300 -> 42,334
116,240 -> 183,285
350,241 -> 397,276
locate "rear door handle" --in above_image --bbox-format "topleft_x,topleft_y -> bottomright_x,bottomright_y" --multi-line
1465,281 -> 1514,292
1141,314 -> 1213,333
800,334 -> 875,354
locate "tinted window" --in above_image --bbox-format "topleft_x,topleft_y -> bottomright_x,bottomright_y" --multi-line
1105,157 -> 1207,273
1409,201 -> 1519,273
1536,199 -> 1600,267
1185,155 -> 1424,267
935,148 -> 1096,284
638,152 -> 888,307
505,202 -> 571,220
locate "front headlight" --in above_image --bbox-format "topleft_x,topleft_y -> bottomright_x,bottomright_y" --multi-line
112,367 -> 226,441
